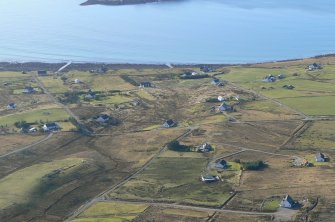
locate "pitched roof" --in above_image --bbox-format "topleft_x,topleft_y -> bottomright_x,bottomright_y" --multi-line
45,123 -> 59,128
283,194 -> 295,205
316,152 -> 325,159
165,119 -> 175,126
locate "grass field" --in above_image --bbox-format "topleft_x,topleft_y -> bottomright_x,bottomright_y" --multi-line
278,96 -> 335,116
72,217 -> 135,222
0,158 -> 86,209
294,121 -> 335,150
38,76 -> 69,94
109,157 -> 232,207
262,199 -> 280,212
80,202 -> 148,217
0,108 -> 70,126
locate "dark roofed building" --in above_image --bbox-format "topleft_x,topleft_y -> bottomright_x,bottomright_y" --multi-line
38,70 -> 48,76
315,152 -> 326,162
280,194 -> 296,208
139,82 -> 153,88
163,119 -> 176,128
43,122 -> 60,132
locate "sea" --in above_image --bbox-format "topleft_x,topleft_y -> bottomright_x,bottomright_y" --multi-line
0,0 -> 335,64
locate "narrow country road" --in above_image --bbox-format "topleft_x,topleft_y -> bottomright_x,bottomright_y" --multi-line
64,127 -> 195,221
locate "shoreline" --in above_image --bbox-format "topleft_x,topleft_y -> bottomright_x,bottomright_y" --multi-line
0,53 -> 334,72
80,0 -> 174,6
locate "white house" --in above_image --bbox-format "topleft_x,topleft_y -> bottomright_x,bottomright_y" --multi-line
198,143 -> 212,153
315,152 -> 326,162
218,96 -> 225,102
280,194 -> 295,208
43,123 -> 60,132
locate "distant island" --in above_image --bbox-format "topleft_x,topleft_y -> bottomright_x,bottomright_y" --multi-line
81,0 -> 174,6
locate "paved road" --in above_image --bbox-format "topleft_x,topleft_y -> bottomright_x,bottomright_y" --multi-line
64,127 -> 195,221
0,133 -> 53,159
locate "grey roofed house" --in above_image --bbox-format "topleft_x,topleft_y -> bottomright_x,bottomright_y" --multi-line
262,74 -> 276,82
280,194 -> 295,208
218,103 -> 232,112
308,63 -> 322,71
95,114 -> 110,124
139,82 -> 153,88
315,152 -> 326,162
163,119 -> 176,128
23,86 -> 36,94
37,70 -> 48,76
7,103 -> 17,109
215,159 -> 228,169
42,122 -> 60,132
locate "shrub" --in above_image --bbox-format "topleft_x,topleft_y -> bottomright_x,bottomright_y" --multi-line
241,160 -> 266,170
167,140 -> 190,152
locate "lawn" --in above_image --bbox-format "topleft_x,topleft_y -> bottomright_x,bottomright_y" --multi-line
278,96 -> 335,116
109,157 -> 232,207
80,202 -> 147,217
90,95 -> 132,105
262,199 -> 280,212
0,72 -> 26,78
38,76 -> 69,94
0,158 -> 85,209
242,100 -> 292,114
0,108 -> 70,126
91,76 -> 136,91
294,121 -> 335,150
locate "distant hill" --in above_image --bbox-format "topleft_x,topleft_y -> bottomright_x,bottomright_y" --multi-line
81,0 -> 173,6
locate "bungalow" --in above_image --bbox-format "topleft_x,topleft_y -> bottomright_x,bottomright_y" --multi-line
308,63 -> 322,71
262,74 -> 276,83
139,82 -> 153,88
280,194 -> 296,209
7,103 -> 17,109
201,175 -> 220,183
43,123 -> 60,132
315,152 -> 326,162
38,70 -> 48,76
215,159 -> 228,169
163,119 -> 176,128
218,103 -> 233,112
95,114 -> 111,124
198,143 -> 212,153
23,86 -> 36,94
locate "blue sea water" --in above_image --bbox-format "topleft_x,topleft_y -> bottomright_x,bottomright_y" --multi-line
0,0 -> 335,64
